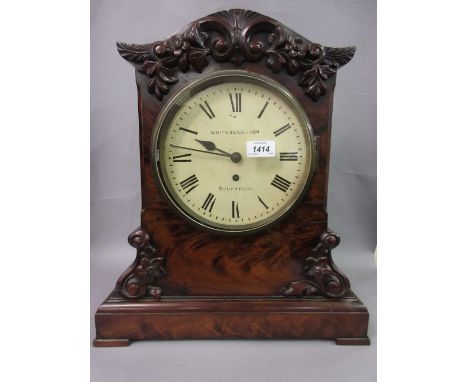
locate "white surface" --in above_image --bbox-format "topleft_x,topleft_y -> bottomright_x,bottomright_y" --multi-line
246,140 -> 276,157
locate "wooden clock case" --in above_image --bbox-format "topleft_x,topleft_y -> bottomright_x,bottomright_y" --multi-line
93,9 -> 369,346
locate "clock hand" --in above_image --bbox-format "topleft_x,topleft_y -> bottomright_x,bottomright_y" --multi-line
169,144 -> 231,158
195,139 -> 230,155
194,139 -> 216,151
195,139 -> 242,163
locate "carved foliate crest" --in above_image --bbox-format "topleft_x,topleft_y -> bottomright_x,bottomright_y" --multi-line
117,9 -> 355,101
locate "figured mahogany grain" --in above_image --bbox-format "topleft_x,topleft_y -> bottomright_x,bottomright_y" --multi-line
95,292 -> 369,345
94,9 -> 369,346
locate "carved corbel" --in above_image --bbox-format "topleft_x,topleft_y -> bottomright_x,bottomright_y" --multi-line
280,229 -> 350,298
116,227 -> 166,300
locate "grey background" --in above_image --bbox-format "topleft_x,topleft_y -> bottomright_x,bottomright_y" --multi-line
91,0 -> 376,381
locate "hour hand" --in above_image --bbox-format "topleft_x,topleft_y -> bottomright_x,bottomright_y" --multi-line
195,139 -> 233,157
195,139 -> 217,151
194,139 -> 242,163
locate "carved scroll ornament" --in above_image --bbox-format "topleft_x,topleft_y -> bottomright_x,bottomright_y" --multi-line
117,9 -> 355,101
116,228 -> 166,300
280,229 -> 350,298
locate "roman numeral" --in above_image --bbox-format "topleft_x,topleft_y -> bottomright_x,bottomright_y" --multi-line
201,193 -> 216,212
199,101 -> 215,119
172,153 -> 192,163
179,174 -> 199,194
273,123 -> 291,137
179,127 -> 198,135
280,152 -> 298,161
257,102 -> 269,119
258,195 -> 269,209
271,174 -> 291,192
231,201 -> 240,218
229,93 -> 241,112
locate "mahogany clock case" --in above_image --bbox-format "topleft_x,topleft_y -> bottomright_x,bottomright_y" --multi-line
93,8 -> 372,346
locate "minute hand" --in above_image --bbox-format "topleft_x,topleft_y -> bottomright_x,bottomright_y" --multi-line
169,144 -> 231,158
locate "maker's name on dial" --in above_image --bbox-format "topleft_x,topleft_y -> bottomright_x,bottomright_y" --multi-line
210,129 -> 260,135
218,186 -> 254,191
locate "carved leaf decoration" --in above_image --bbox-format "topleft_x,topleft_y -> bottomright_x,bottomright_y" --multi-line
299,66 -> 317,86
138,61 -> 159,77
117,10 -> 355,102
322,46 -> 356,68
266,51 -> 286,72
141,61 -> 178,101
160,56 -> 178,66
279,280 -> 319,297
280,229 -> 350,299
308,80 -> 327,101
116,42 -> 154,64
138,61 -> 177,100
182,22 -> 207,48
287,59 -> 300,75
188,50 -> 209,72
298,67 -> 323,101
318,65 -> 336,79
178,54 -> 189,72
157,64 -> 178,84
147,258 -> 166,279
297,58 -> 317,71
298,64 -> 339,101
148,79 -> 166,100
267,25 -> 287,50
138,61 -> 178,100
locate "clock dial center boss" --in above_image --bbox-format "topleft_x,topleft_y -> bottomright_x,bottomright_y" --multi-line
151,70 -> 317,233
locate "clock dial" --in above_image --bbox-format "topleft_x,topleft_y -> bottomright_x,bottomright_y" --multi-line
152,71 -> 316,233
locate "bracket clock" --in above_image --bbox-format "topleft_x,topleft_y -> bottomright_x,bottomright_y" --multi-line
93,9 -> 370,346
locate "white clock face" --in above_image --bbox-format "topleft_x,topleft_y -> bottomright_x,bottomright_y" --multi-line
152,71 -> 316,233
